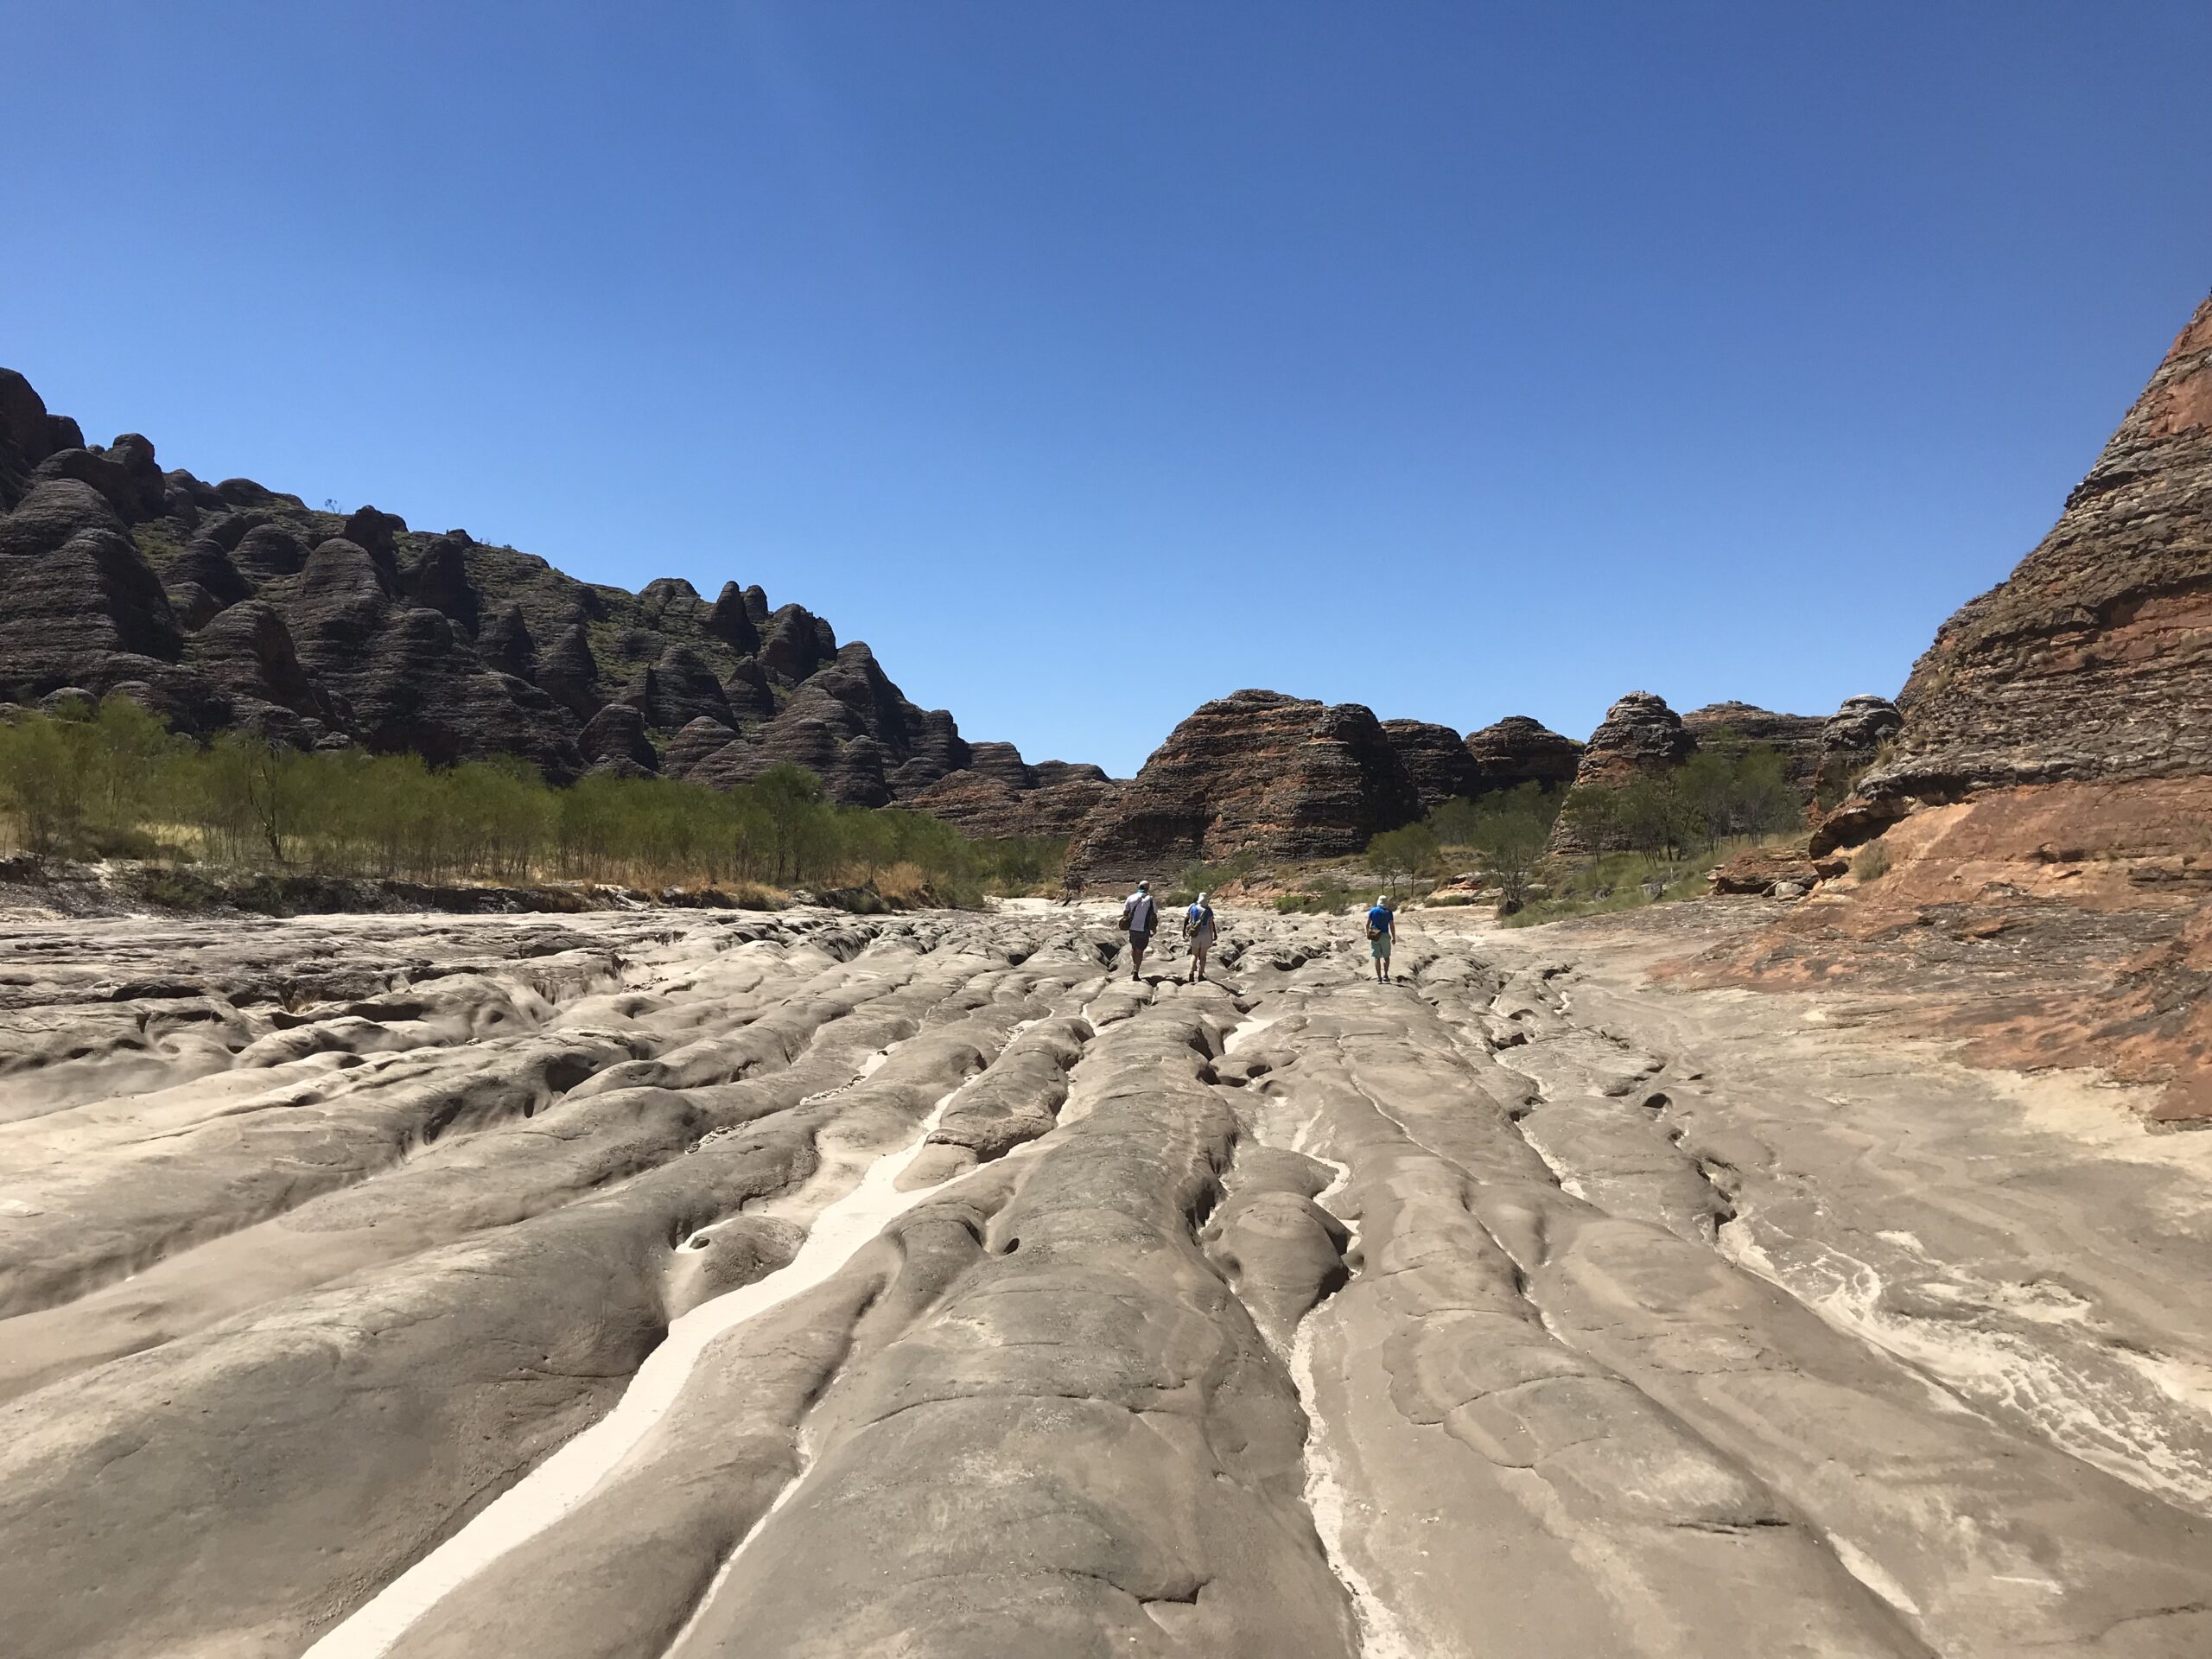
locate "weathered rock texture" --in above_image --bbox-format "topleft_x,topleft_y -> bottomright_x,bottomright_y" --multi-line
1065,690 -> 1421,883
1707,291 -> 2212,1123
0,371 -> 1098,819
1545,690 -> 1695,854
1379,718 -> 1484,811
3,903 -> 2207,1657
1681,701 -> 1827,783
1825,291 -> 2212,845
1809,694 -> 1904,810
1462,714 -> 1584,793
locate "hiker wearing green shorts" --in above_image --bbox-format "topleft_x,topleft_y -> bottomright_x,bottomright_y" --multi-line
1365,895 -> 1395,982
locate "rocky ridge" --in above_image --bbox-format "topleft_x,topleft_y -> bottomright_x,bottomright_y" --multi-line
1462,713 -> 1585,792
0,369 -> 1103,831
1693,288 -> 2212,1123
1065,690 -> 1424,882
1824,289 -> 2212,847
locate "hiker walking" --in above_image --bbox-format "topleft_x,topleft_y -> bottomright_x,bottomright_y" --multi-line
1122,880 -> 1160,981
1183,891 -> 1217,983
1365,893 -> 1395,982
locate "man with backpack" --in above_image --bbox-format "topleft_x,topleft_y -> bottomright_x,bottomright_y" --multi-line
1183,891 -> 1217,983
1366,893 -> 1395,982
1121,880 -> 1159,981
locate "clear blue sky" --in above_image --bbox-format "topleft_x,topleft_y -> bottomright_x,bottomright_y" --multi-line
7,3 -> 2209,776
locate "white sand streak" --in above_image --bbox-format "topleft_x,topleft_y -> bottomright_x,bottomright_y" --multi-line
305,1088 -> 965,1659
1287,1122 -> 1420,1659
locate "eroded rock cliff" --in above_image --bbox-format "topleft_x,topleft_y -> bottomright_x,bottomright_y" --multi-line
1823,291 -> 2212,847
1697,289 -> 2212,1123
0,371 -> 1098,823
1066,690 -> 1421,882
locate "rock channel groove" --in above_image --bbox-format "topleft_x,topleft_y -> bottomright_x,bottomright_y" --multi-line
0,905 -> 2207,1656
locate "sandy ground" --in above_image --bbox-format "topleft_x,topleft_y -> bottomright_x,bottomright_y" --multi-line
1,900 -> 2206,1656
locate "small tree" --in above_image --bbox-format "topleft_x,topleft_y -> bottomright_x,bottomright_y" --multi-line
1616,774 -> 1698,861
1558,784 -> 1620,850
1426,795 -> 1480,849
751,762 -> 827,883
1470,783 -> 1556,908
1365,823 -> 1438,901
0,712 -> 93,854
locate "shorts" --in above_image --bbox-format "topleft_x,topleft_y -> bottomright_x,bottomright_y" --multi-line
1370,933 -> 1392,959
1129,930 -> 1151,947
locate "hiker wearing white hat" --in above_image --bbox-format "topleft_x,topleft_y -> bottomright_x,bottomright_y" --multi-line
1183,891 -> 1217,983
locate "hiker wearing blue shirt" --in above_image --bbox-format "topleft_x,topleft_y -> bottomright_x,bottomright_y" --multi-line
1121,880 -> 1160,982
1183,892 -> 1217,983
1366,895 -> 1395,982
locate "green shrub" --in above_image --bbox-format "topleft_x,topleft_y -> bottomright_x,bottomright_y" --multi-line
0,703 -> 1060,900
1853,841 -> 1892,882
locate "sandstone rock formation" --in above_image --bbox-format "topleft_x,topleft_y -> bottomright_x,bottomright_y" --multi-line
1567,690 -> 1694,786
1808,693 -> 1904,810
1065,690 -> 1421,883
1823,292 -> 2212,844
1703,290 -> 2212,1123
0,371 -> 1098,817
1379,718 -> 1484,811
1462,714 -> 1583,793
1681,700 -> 1827,783
1544,690 -> 1694,854
3,903 -> 2207,1656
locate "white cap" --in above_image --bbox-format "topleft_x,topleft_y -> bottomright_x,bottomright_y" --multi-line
1376,894 -> 1388,906
1196,892 -> 1207,904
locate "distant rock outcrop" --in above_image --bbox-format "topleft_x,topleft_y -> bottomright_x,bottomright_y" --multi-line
1680,702 -> 1827,784
0,368 -> 1092,813
1379,719 -> 1484,812
1546,691 -> 1692,854
1065,690 -> 1421,883
1462,715 -> 1584,794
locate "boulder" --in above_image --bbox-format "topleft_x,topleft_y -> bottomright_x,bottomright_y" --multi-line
1808,695 -> 1903,816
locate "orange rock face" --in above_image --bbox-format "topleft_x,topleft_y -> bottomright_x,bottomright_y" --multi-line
1706,290 -> 2212,1123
